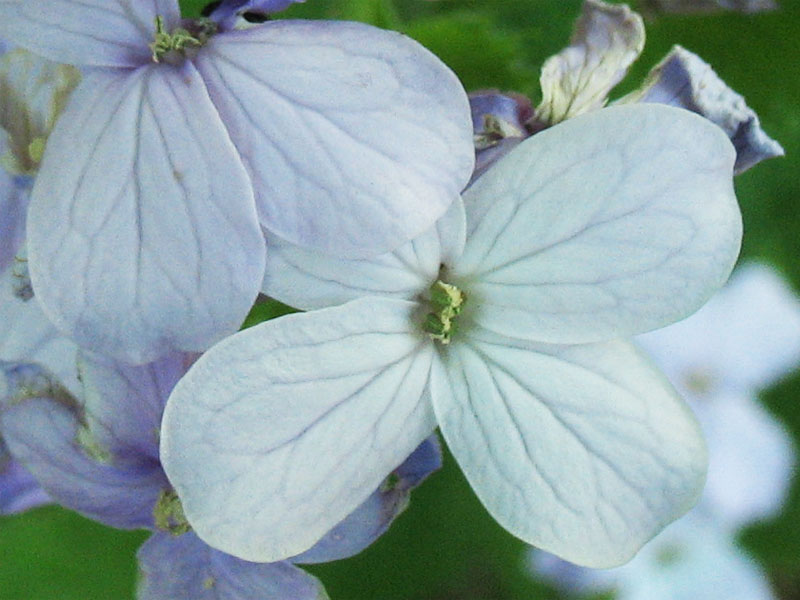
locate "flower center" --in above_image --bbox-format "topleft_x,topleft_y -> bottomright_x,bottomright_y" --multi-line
149,16 -> 216,64
423,280 -> 466,345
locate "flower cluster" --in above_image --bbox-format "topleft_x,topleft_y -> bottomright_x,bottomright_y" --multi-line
0,0 -> 785,598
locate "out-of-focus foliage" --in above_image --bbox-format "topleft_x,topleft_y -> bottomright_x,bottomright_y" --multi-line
2,1 -> 799,599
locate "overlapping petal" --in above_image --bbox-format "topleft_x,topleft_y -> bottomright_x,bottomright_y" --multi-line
0,170 -> 28,274
262,199 -> 466,310
430,334 -> 706,568
453,104 -> 741,345
161,298 -> 436,562
0,0 -> 179,68
195,20 -> 473,256
293,435 -> 441,563
78,352 -> 189,462
208,0 -> 307,31
27,66 -> 266,365
1,393 -> 168,529
137,532 -> 328,600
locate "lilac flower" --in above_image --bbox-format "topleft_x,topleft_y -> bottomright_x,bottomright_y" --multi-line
0,0 -> 474,364
0,348 -> 441,598
161,103 -> 742,567
531,263 -> 799,599
475,1 -> 782,177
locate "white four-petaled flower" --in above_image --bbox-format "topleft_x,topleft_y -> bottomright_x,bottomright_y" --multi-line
161,103 -> 742,568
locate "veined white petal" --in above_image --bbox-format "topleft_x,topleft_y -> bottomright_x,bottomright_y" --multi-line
195,20 -> 474,257
27,67 -> 265,365
0,1 -> 179,68
161,298 -> 436,562
262,198 -> 466,310
431,334 -> 707,568
535,0 -> 644,125
454,104 -> 741,344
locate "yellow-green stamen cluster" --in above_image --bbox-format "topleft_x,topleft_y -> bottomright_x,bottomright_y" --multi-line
423,280 -> 466,345
150,16 -> 214,63
153,488 -> 191,535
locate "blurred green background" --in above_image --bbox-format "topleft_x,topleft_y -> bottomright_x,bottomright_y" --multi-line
1,0 -> 798,598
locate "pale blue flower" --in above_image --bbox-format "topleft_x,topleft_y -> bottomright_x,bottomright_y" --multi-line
0,0 -> 474,364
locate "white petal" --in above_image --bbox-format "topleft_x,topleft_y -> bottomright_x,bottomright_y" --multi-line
195,20 -> 474,257
27,67 -> 266,365
638,262 -> 800,395
262,198 -> 466,310
0,266 -> 79,396
698,392 -> 794,529
453,104 -> 741,344
0,1 -> 179,67
431,334 -> 707,567
161,298 -> 436,562
534,0 -> 644,125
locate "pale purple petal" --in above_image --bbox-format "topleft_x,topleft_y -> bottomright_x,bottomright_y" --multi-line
0,1 -> 179,68
0,440 -> 50,514
196,19 -> 473,257
27,66 -> 266,365
643,0 -> 777,13
630,46 -> 783,173
0,171 -> 28,275
137,532 -> 327,600
293,435 -> 441,563
78,351 -> 190,462
208,0 -> 306,31
469,91 -> 532,182
1,385 -> 168,529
